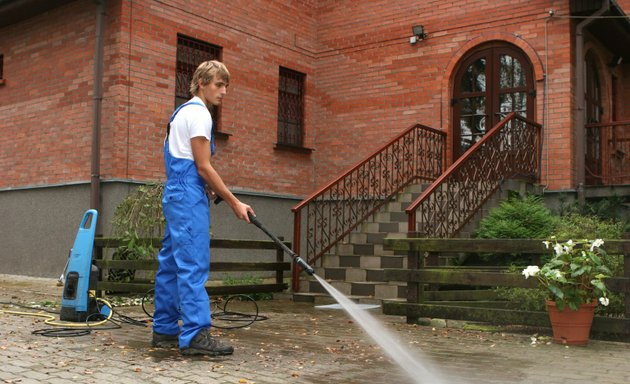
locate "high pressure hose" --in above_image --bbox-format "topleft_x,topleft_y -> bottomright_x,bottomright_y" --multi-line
0,297 -> 126,337
141,289 -> 268,329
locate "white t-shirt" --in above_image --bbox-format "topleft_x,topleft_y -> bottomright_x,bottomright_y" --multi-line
168,96 -> 213,160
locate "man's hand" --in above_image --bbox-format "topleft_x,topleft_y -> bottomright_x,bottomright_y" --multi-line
232,201 -> 254,223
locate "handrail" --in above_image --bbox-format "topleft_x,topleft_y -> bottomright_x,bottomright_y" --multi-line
585,120 -> 630,185
291,123 -> 446,291
405,113 -> 542,236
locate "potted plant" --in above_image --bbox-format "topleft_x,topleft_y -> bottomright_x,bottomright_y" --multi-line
522,238 -> 612,345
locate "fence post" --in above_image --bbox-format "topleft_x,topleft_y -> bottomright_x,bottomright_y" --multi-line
93,240 -> 104,297
406,232 -> 423,324
623,232 -> 630,320
276,236 -> 285,286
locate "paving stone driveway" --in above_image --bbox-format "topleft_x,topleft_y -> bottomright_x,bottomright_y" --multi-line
1,274 -> 629,384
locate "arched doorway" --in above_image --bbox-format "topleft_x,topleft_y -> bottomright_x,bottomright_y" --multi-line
452,42 -> 535,160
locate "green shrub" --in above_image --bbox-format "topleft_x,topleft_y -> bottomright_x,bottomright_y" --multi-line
474,194 -> 557,265
222,275 -> 273,301
553,214 -> 625,317
496,287 -> 547,311
111,183 -> 165,240
475,194 -> 557,239
477,195 -> 626,317
553,213 -> 624,240
109,184 -> 165,283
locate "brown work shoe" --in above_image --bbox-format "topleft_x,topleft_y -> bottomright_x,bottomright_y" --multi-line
181,329 -> 234,356
152,332 -> 179,348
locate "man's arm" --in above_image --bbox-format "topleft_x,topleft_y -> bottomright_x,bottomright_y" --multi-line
191,136 -> 253,222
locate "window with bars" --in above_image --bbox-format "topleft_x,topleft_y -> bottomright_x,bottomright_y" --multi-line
277,67 -> 305,147
176,34 -> 222,128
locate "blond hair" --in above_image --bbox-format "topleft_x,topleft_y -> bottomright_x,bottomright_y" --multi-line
189,60 -> 230,95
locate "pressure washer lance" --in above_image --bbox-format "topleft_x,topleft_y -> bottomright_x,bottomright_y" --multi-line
246,212 -> 315,275
213,195 -> 314,275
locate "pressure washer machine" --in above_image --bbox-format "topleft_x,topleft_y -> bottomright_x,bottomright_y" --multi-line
59,209 -> 102,322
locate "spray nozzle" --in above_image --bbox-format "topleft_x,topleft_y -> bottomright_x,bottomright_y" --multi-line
294,256 -> 315,276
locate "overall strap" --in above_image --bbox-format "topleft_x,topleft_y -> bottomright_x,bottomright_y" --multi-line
165,101 -> 215,155
165,101 -> 206,138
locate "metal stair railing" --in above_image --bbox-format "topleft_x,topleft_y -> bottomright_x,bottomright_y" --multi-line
406,112 -> 542,238
585,120 -> 630,185
291,123 -> 446,291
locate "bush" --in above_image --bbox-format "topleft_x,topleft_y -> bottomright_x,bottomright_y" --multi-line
475,194 -> 557,239
111,183 -> 165,240
222,275 -> 273,301
553,214 -> 625,317
473,194 -> 557,265
108,184 -> 165,283
556,194 -> 630,234
553,213 -> 624,240
496,214 -> 625,317
477,195 -> 626,317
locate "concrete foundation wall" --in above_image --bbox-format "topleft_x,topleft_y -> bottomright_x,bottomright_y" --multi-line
0,183 -> 299,278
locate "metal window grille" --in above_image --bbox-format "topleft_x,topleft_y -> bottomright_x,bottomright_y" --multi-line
176,35 -> 222,127
278,67 -> 305,146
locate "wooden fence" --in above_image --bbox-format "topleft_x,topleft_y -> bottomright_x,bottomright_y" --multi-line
382,237 -> 630,336
93,237 -> 291,296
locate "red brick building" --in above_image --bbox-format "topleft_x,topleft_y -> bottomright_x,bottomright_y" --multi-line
1,0 -> 629,276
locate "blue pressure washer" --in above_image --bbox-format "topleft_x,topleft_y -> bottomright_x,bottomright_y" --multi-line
59,209 -> 105,322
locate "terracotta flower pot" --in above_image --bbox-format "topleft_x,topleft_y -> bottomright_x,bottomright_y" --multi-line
546,300 -> 597,345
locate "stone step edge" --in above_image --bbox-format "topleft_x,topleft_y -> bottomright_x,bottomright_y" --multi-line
292,292 -> 405,305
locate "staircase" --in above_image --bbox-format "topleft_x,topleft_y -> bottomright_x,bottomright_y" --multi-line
293,179 -> 535,304
294,184 -> 421,304
291,113 -> 543,304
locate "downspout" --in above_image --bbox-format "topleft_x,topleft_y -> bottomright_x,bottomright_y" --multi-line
90,0 -> 106,216
574,0 -> 609,198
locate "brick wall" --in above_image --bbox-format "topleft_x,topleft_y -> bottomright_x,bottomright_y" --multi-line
0,0 -> 319,196
1,0 -> 629,196
0,0 -> 96,187
313,0 -> 577,190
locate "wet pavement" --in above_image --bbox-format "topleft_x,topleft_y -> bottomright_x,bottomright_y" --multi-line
1,273 -> 629,384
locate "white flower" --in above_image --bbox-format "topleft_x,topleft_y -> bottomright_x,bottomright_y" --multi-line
599,297 -> 609,306
522,265 -> 540,279
553,270 -> 563,279
542,241 -> 550,249
590,239 -> 604,252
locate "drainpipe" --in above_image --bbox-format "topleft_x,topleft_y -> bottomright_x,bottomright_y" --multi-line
90,0 -> 106,217
574,0 -> 609,199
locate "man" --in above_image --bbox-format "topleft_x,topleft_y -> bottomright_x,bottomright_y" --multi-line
152,60 -> 254,356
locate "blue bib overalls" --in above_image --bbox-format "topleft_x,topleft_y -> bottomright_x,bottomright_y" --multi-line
153,101 -> 215,348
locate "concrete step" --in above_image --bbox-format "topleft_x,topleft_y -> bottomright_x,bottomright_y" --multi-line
299,274 -> 407,300
317,266 -> 407,283
292,291 -> 401,306
321,254 -> 406,269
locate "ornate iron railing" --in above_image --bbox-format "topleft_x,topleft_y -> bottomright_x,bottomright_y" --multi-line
291,124 -> 446,290
585,120 -> 630,186
406,113 -> 542,237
